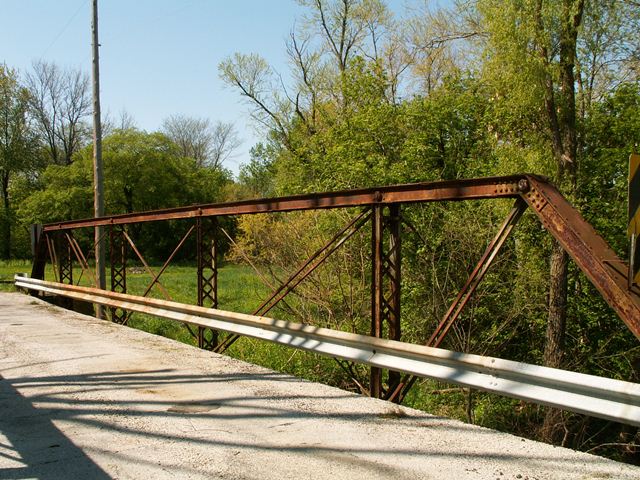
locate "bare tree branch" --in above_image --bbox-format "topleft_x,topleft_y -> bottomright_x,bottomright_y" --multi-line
25,60 -> 91,165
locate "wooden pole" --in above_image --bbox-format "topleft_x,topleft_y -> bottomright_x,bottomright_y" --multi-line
92,0 -> 105,318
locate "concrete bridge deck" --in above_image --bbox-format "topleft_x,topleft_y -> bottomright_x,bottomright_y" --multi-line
0,292 -> 638,480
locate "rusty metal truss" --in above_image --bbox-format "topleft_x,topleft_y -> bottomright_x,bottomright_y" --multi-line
196,217 -> 219,350
28,174 -> 640,403
109,226 -> 127,324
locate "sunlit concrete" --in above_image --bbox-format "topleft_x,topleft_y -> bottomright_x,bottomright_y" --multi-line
0,292 -> 637,479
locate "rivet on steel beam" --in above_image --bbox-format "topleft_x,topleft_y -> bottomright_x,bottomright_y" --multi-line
517,179 -> 530,193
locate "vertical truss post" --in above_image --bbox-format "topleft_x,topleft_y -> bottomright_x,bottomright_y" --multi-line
385,205 -> 402,393
30,224 -> 46,281
110,226 -> 127,324
371,205 -> 384,398
197,217 -> 219,350
370,204 -> 402,399
56,232 -> 73,285
55,232 -> 73,309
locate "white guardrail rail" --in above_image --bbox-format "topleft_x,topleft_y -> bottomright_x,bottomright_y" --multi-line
15,275 -> 640,426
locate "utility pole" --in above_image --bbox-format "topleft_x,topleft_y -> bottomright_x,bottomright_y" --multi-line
92,0 -> 106,318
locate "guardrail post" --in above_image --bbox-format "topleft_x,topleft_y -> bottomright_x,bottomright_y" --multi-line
110,226 -> 127,323
197,217 -> 218,350
371,204 -> 402,398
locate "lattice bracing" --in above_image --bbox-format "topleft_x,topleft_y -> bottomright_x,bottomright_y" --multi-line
370,205 -> 402,399
197,217 -> 219,349
110,226 -> 127,324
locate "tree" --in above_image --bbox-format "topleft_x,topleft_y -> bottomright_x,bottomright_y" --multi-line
161,114 -> 241,169
25,60 -> 91,166
20,129 -> 231,259
219,0 -> 395,151
298,0 -> 390,73
469,0 -> 640,443
237,143 -> 277,198
102,109 -> 137,137
0,65 -> 37,259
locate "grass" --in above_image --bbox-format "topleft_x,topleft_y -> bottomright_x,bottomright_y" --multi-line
0,260 -> 33,292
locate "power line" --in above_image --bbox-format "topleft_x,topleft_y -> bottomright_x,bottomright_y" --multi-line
40,0 -> 89,58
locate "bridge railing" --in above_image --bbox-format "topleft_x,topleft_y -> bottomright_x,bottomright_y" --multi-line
21,174 -> 640,409
15,275 -> 640,426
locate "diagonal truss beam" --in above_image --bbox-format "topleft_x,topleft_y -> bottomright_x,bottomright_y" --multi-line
45,234 -> 59,283
521,176 -> 640,339
387,199 -> 527,403
65,232 -> 96,287
118,225 -> 195,326
428,198 -> 528,348
214,208 -> 372,354
122,230 -> 173,301
140,225 -> 195,299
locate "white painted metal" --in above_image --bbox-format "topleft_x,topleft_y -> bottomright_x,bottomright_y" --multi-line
16,276 -> 640,426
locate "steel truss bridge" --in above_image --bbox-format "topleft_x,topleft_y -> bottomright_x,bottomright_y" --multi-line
17,174 -> 640,427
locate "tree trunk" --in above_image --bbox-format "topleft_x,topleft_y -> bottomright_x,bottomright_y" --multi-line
539,0 -> 583,444
542,240 -> 569,442
544,241 -> 569,369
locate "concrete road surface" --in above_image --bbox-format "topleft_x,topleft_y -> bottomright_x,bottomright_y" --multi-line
0,292 -> 638,479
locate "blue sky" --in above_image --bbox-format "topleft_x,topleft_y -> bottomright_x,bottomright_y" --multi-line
1,0 -> 411,175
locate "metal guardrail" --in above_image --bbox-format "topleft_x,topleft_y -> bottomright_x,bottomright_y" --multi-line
16,275 -> 640,427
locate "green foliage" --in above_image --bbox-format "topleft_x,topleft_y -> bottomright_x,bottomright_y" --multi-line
237,143 -> 277,198
0,65 -> 40,259
220,0 -> 640,460
19,129 -> 231,260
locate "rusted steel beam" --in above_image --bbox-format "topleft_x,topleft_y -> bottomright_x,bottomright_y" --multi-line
30,225 -> 47,281
371,205 -> 403,400
254,208 -> 371,316
65,233 -> 95,287
45,234 -> 59,283
521,175 -> 640,340
385,205 -> 402,395
57,233 -> 73,286
119,225 -> 195,326
42,176 -> 524,232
